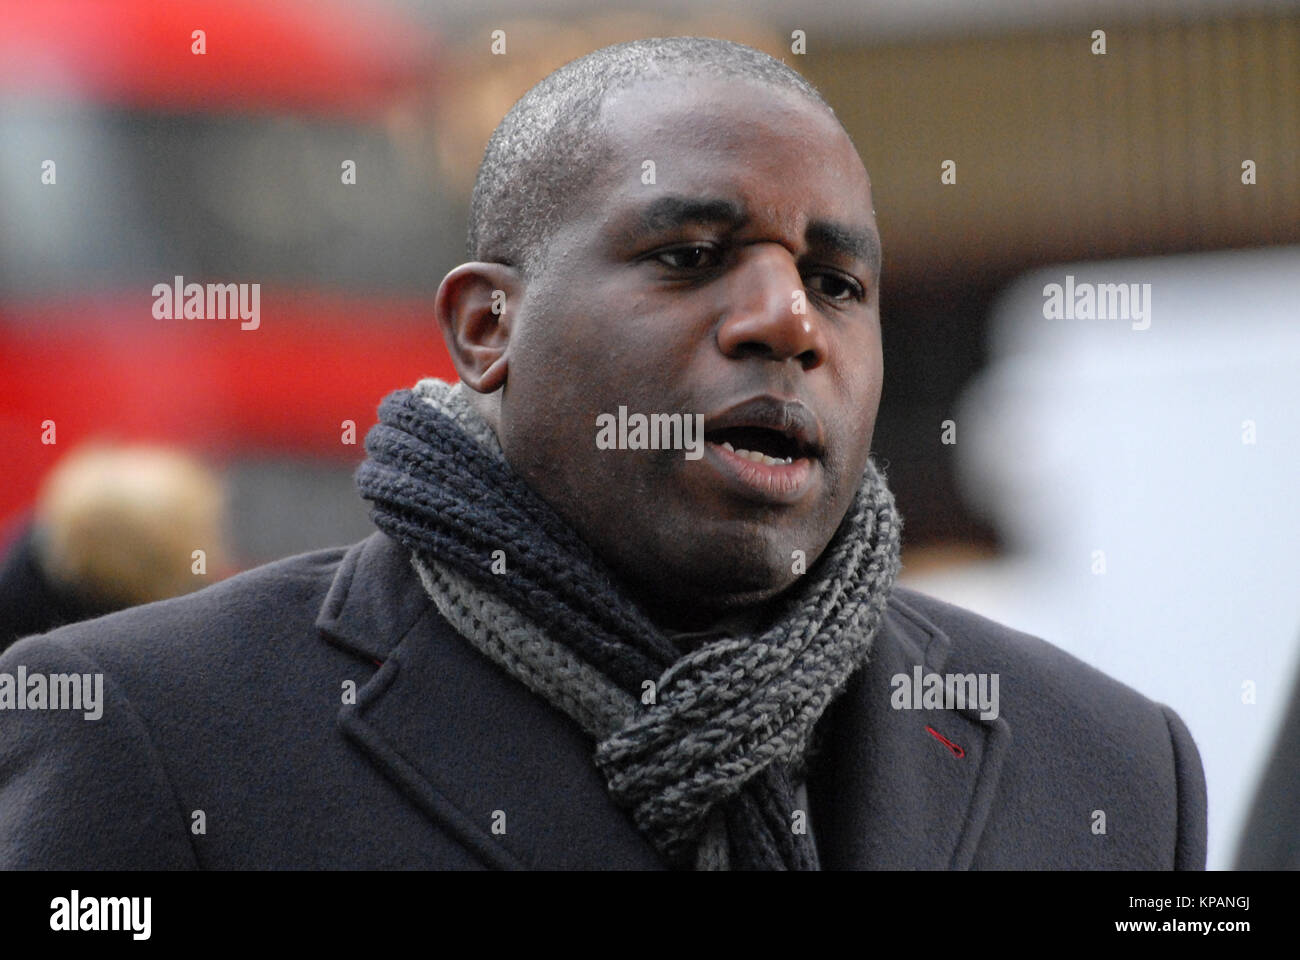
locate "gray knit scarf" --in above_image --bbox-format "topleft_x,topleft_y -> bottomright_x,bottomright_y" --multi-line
356,378 -> 903,870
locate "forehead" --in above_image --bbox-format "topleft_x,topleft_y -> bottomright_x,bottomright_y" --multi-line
587,75 -> 875,233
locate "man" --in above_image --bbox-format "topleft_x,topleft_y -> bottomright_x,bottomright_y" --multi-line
0,37 -> 1205,870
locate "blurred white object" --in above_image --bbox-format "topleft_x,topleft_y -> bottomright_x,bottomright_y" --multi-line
901,245 -> 1300,870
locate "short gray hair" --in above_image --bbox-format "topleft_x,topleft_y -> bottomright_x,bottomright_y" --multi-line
466,36 -> 841,279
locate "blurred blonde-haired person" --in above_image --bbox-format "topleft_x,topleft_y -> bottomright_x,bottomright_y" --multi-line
0,443 -> 229,653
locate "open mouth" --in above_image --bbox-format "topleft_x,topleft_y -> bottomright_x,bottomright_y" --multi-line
700,427 -> 819,503
697,396 -> 824,503
703,425 -> 808,466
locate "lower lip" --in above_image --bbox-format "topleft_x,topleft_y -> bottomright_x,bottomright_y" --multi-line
703,442 -> 817,504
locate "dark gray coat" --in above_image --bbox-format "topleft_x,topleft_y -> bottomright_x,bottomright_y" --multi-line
0,530 -> 1206,869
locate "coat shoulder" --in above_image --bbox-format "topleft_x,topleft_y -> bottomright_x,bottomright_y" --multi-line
0,539 -> 403,869
2,542 -> 352,676
889,584 -> 1152,707
886,583 -> 1191,745
884,585 -> 1207,869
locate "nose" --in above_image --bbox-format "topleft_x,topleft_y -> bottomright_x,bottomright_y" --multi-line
715,244 -> 828,371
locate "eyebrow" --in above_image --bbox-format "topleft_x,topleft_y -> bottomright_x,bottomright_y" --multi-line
806,220 -> 881,281
632,194 -> 881,280
636,195 -> 746,233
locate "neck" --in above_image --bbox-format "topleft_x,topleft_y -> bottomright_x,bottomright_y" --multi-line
638,590 -> 780,639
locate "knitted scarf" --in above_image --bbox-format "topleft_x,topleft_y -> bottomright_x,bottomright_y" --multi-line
355,379 -> 903,870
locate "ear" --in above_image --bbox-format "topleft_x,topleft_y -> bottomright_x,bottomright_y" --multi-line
434,262 -> 523,393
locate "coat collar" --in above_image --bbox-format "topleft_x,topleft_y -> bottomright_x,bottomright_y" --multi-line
317,532 -> 662,869
316,532 -> 1010,869
315,531 -> 427,665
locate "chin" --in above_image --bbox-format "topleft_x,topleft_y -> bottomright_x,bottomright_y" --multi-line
640,541 -> 796,609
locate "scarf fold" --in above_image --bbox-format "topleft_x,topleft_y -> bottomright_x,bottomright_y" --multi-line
355,379 -> 903,870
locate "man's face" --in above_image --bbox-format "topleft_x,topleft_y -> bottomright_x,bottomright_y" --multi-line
493,75 -> 883,626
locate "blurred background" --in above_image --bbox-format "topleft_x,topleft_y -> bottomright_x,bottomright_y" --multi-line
1,0 -> 1297,869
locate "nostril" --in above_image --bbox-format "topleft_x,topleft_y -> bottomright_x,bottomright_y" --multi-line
729,340 -> 776,361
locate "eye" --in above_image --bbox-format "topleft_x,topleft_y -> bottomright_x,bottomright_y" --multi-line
653,243 -> 721,270
806,271 -> 865,302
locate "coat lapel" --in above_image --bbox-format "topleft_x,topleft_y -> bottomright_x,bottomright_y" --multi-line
808,591 -> 1011,869
316,532 -> 665,869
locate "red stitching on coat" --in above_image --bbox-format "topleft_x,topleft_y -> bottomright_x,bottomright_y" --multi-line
926,725 -> 965,758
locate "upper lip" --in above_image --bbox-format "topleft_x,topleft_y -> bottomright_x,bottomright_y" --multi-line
702,395 -> 826,459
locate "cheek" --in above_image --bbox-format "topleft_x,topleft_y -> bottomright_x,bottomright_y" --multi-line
828,324 -> 884,477
507,313 -> 597,412
512,282 -> 646,386
837,321 -> 884,413
864,351 -> 884,411
504,310 -> 650,455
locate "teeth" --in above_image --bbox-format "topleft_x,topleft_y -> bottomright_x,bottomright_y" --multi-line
717,441 -> 793,466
